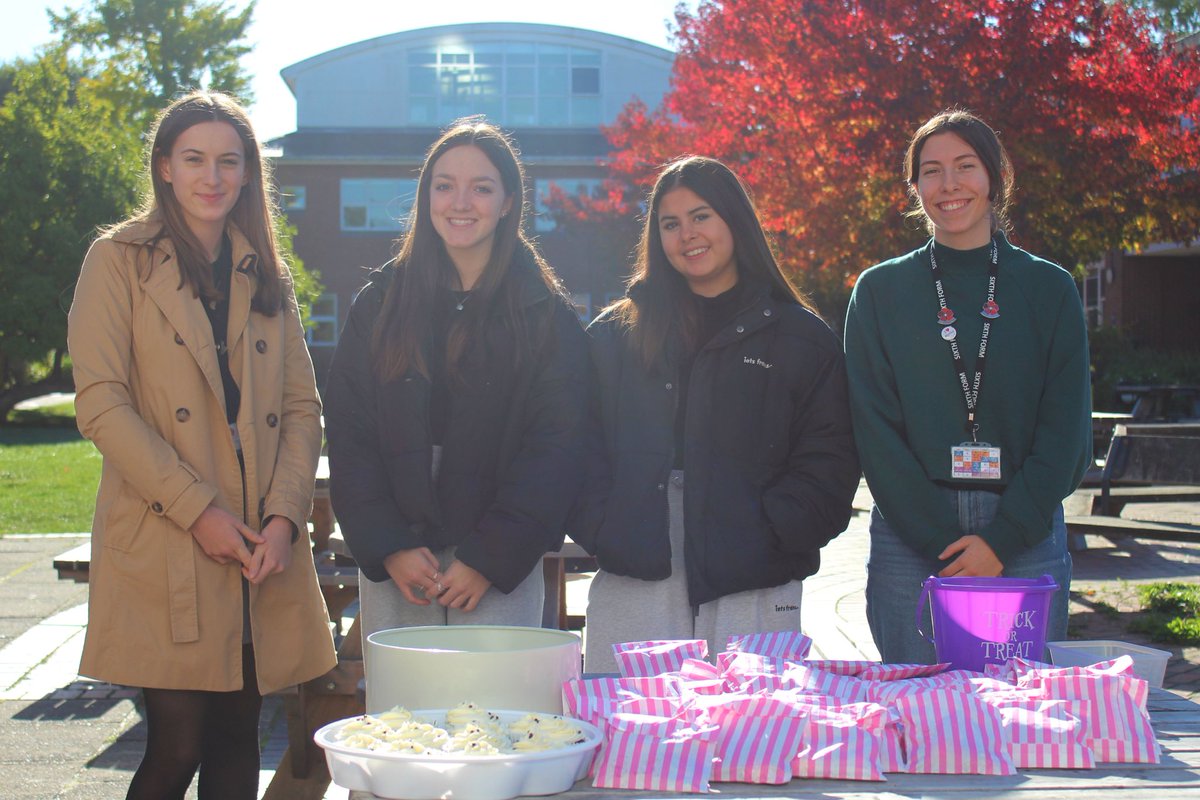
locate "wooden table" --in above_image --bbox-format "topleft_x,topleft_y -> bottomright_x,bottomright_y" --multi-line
344,687 -> 1200,799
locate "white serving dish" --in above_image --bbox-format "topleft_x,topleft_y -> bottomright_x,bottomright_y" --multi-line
366,625 -> 581,714
315,709 -> 602,800
1046,639 -> 1171,688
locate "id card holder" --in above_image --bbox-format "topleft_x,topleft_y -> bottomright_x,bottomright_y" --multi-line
951,442 -> 1001,480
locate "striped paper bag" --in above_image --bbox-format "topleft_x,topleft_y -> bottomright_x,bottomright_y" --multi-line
803,659 -> 879,676
981,695 -> 1096,769
788,701 -> 889,781
613,639 -> 709,678
725,630 -> 814,660
892,688 -> 1017,775
704,695 -> 808,784
1016,672 -> 1158,763
781,663 -> 871,703
592,712 -> 719,792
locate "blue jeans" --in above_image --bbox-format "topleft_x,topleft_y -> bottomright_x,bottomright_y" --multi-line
865,488 -> 1071,665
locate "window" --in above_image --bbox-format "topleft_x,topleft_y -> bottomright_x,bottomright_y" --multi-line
307,293 -> 338,348
340,179 -> 418,232
280,185 -> 306,212
405,43 -> 603,126
533,178 -> 605,232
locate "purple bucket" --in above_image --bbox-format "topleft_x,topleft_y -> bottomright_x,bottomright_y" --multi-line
916,574 -> 1059,672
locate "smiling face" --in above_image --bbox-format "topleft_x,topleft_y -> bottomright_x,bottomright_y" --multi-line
157,120 -> 247,258
915,131 -> 995,249
656,185 -> 739,297
428,144 -> 514,286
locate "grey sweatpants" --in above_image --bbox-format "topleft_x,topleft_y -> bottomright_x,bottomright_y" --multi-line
583,470 -> 803,674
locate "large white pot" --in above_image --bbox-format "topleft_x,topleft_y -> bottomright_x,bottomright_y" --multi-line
365,625 -> 581,714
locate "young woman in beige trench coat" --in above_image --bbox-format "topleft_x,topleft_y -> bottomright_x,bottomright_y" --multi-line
67,91 -> 336,800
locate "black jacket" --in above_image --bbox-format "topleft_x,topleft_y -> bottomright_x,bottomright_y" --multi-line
323,254 -> 590,593
571,283 -> 860,606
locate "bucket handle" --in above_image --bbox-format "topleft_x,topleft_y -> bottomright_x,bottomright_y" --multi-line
915,579 -> 935,644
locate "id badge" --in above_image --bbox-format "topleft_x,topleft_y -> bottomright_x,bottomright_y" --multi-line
951,442 -> 1001,480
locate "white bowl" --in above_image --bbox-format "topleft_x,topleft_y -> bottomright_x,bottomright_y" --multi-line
314,709 -> 602,800
1046,639 -> 1171,688
366,626 -> 581,715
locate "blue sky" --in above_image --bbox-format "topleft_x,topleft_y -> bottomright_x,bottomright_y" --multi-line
1,0 -> 692,139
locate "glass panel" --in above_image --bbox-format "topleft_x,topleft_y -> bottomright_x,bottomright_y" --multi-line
409,65 -> 436,94
408,50 -> 435,65
507,65 -> 535,95
539,97 -> 569,126
442,52 -> 470,64
539,65 -> 569,95
572,66 -> 600,95
312,294 -> 336,317
507,97 -> 536,125
307,320 -> 338,346
409,96 -> 436,124
571,49 -> 601,66
280,185 -> 306,211
506,43 -> 535,63
572,96 -> 601,125
343,206 -> 367,229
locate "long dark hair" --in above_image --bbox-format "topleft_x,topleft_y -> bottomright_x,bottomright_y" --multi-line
903,109 -> 1015,237
372,117 -> 561,382
108,90 -> 286,314
612,155 -> 812,370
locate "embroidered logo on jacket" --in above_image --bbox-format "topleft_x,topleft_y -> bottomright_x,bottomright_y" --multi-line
743,356 -> 773,369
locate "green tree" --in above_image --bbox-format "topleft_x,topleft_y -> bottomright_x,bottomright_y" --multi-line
0,49 -> 141,419
50,0 -> 255,124
1138,0 -> 1200,36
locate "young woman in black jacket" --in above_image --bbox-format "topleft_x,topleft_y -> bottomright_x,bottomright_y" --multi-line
574,156 -> 860,673
323,119 -> 589,637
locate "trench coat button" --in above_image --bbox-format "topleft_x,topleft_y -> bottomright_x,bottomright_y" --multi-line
665,382 -> 673,390
174,333 -> 184,345
266,413 -> 279,428
255,339 -> 267,353
175,407 -> 190,422
151,502 -> 163,514
763,308 -> 772,317
736,325 -> 745,333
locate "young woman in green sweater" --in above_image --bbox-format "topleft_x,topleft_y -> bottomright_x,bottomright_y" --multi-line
844,110 -> 1092,664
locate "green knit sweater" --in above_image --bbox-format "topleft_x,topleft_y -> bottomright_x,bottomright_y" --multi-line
844,234 -> 1092,563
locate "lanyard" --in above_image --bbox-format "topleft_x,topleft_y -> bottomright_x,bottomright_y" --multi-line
930,239 -> 999,441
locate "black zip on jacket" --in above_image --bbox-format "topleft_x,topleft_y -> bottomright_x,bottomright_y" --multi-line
570,282 -> 861,606
323,252 -> 590,593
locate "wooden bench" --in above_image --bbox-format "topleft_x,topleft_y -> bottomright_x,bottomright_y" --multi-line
1066,423 -> 1200,545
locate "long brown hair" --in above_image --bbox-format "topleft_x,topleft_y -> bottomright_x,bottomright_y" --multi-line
372,117 -> 561,382
613,155 -> 812,371
107,90 -> 287,314
903,109 -> 1015,238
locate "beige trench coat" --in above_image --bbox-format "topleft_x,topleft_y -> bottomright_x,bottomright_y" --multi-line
67,219 -> 336,694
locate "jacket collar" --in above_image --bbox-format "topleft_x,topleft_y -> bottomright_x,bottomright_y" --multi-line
114,217 -> 259,414
369,243 -> 556,311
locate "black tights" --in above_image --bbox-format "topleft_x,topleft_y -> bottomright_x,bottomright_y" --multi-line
126,644 -> 263,800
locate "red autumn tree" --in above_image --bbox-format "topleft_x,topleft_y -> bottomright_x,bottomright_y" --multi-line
575,0 -> 1200,316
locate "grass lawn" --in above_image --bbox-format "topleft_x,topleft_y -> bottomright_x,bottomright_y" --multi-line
1,404 -> 101,534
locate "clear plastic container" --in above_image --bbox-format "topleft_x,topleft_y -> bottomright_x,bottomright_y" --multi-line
1046,640 -> 1171,688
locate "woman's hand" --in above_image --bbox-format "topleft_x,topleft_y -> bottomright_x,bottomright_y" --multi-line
189,505 -> 264,568
383,547 -> 442,605
437,560 -> 492,612
938,535 -> 1003,577
244,516 -> 295,584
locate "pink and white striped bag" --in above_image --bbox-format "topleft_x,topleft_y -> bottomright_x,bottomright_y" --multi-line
679,658 -> 722,681
703,695 -> 808,784
562,676 -> 681,728
892,688 -> 1017,775
613,639 -> 709,678
858,662 -> 952,681
1015,672 -> 1158,763
725,630 -> 813,660
592,712 -> 719,792
781,663 -> 871,703
788,701 -> 889,781
881,709 -> 908,773
803,659 -> 878,676
981,695 -> 1095,769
